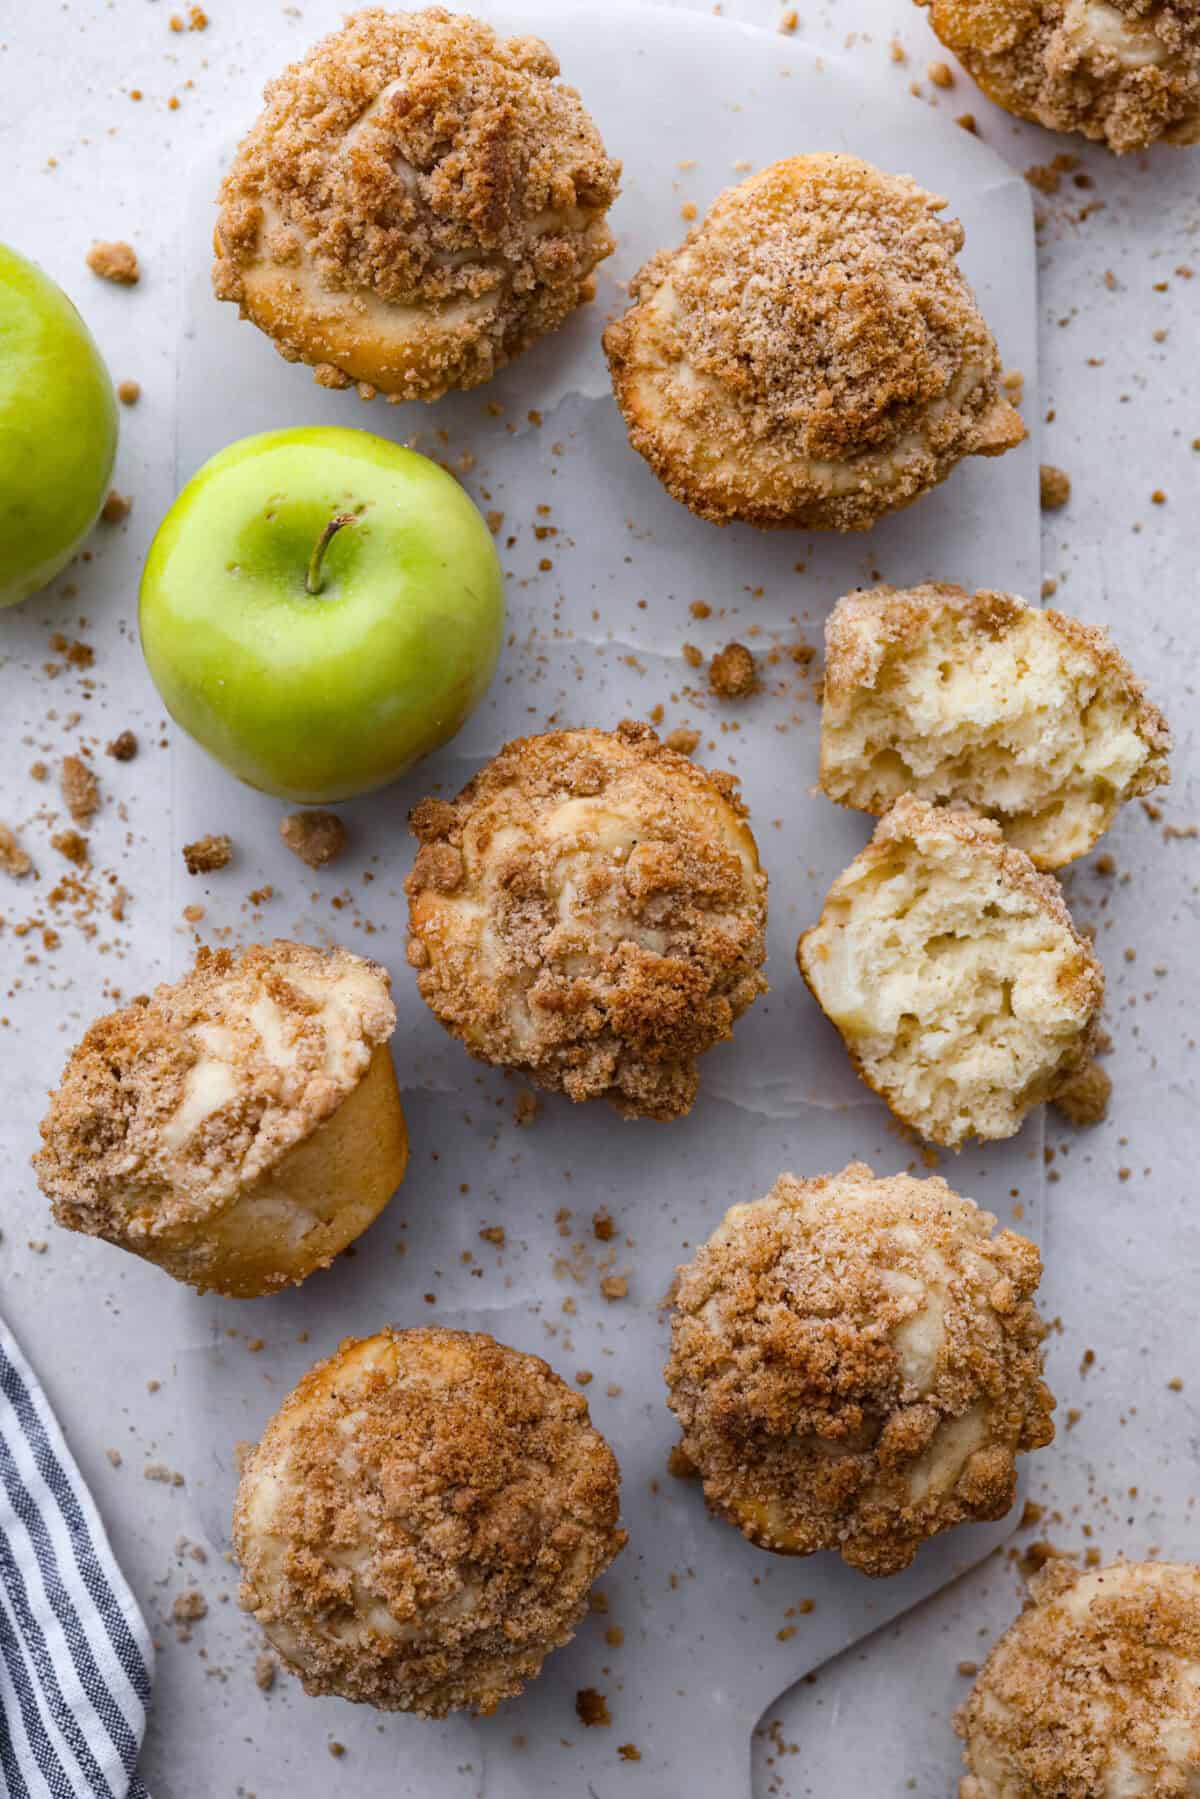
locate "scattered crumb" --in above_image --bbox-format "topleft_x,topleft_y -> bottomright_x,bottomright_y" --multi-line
117,380 -> 141,406
254,1652 -> 276,1691
182,834 -> 232,875
172,1590 -> 207,1624
143,1463 -> 184,1486
600,1274 -> 628,1302
479,1225 -> 506,1248
1169,1378 -> 1184,1393
665,726 -> 700,755
957,1660 -> 979,1677
592,1209 -> 615,1242
101,490 -> 133,525
0,824 -> 32,879
955,112 -> 978,133
86,240 -> 139,285
928,60 -> 954,87
279,809 -> 346,869
681,642 -> 703,669
106,1448 -> 122,1468
61,755 -> 99,824
1052,1060 -> 1112,1127
1040,464 -> 1071,510
708,641 -> 758,700
618,1744 -> 642,1762
106,730 -> 138,761
512,1089 -> 540,1127
50,829 -> 89,867
328,1742 -> 345,1760
576,1688 -> 611,1728
778,7 -> 798,31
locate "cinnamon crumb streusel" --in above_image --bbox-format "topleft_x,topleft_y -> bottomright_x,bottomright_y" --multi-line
666,1163 -> 1054,1576
234,1327 -> 625,1714
214,7 -> 620,400
405,719 -> 768,1120
957,1559 -> 1200,1794
917,0 -> 1200,152
86,240 -> 140,285
603,153 -> 1024,531
34,940 -> 406,1295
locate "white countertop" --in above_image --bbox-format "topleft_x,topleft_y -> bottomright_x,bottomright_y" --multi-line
1,1 -> 1197,1794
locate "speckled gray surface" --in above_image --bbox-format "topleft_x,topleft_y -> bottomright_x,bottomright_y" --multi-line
0,2 -> 1196,1795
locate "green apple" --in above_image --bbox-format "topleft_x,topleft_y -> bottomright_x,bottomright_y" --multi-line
139,426 -> 506,802
0,245 -> 119,607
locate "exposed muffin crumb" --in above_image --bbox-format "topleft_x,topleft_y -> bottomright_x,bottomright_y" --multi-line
957,1560 -> 1200,1794
0,824 -> 33,879
798,796 -> 1105,1148
818,583 -> 1170,868
603,153 -> 1024,531
106,730 -> 138,762
61,755 -> 99,825
279,810 -> 346,869
51,829 -> 89,867
666,1163 -> 1053,1576
1051,1056 -> 1112,1125
234,1327 -> 625,1715
576,1687 -> 611,1727
34,940 -> 403,1296
709,642 -> 759,700
182,834 -> 232,875
918,0 -> 1200,153
406,720 -> 768,1121
1039,463 -> 1071,509
86,240 -> 140,285
214,7 -> 620,400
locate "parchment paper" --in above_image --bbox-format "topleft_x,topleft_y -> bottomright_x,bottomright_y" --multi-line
169,7 -> 1042,1791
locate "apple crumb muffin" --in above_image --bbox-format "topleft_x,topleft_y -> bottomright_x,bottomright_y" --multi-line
957,1559 -> 1200,1794
234,1327 -> 625,1714
603,153 -> 1024,531
34,940 -> 406,1296
917,0 -> 1200,153
405,720 -> 768,1120
213,7 -> 620,400
666,1163 -> 1054,1576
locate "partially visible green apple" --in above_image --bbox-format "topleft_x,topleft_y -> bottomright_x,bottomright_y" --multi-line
0,245 -> 119,607
139,427 -> 505,802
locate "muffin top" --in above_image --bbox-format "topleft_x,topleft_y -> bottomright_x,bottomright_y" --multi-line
958,1558 -> 1200,1796
666,1163 -> 1054,1575
405,720 -> 768,1120
603,153 -> 1024,529
235,1327 -> 625,1715
35,941 -> 395,1228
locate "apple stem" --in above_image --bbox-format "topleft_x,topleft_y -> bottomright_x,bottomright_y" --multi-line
306,513 -> 357,596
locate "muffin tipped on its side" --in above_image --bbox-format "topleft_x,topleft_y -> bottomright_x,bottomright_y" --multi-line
666,1163 -> 1054,1576
818,583 -> 1170,868
797,796 -> 1104,1148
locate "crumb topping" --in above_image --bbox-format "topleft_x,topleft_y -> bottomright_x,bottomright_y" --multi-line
86,240 -> 140,285
957,1560 -> 1200,1794
214,6 -> 620,399
603,153 -> 1024,531
919,0 -> 1200,153
405,719 -> 768,1120
234,1327 -> 625,1715
182,833 -> 232,875
34,940 -> 395,1232
279,810 -> 346,869
666,1163 -> 1053,1576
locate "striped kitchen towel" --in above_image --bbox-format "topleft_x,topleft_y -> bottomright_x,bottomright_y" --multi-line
0,1318 -> 153,1799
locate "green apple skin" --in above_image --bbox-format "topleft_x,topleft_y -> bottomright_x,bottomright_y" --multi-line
0,245 -> 119,607
139,427 -> 505,803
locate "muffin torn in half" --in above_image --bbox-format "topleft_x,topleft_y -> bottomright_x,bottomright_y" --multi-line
665,1163 -> 1053,1576
34,940 -> 406,1296
797,796 -> 1103,1147
603,153 -> 1024,531
214,7 -> 621,400
917,0 -> 1200,154
818,583 -> 1170,868
234,1327 -> 625,1714
405,720 -> 768,1120
957,1559 -> 1200,1796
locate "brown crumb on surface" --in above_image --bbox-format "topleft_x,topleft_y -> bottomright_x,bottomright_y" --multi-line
664,726 -> 700,755
479,1225 -> 506,1247
182,834 -> 232,875
576,1688 -> 611,1728
928,59 -> 954,86
957,1659 -> 979,1676
1052,1058 -> 1111,1127
117,380 -> 141,405
61,756 -> 99,825
709,641 -> 759,700
86,241 -> 139,285
101,491 -> 132,525
279,810 -> 346,869
328,1742 -> 345,1760
1040,464 -> 1071,510
254,1652 -> 276,1691
618,1744 -> 642,1762
682,643 -> 703,669
0,825 -> 33,879
778,8 -> 798,32
955,112 -> 978,132
512,1089 -> 540,1127
106,731 -> 138,761
600,1274 -> 628,1302
105,1448 -> 122,1467
667,1442 -> 698,1479
51,829 -> 89,867
172,1590 -> 207,1624
592,1209 -> 615,1242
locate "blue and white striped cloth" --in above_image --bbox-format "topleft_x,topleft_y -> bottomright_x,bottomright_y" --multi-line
0,1319 -> 153,1798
